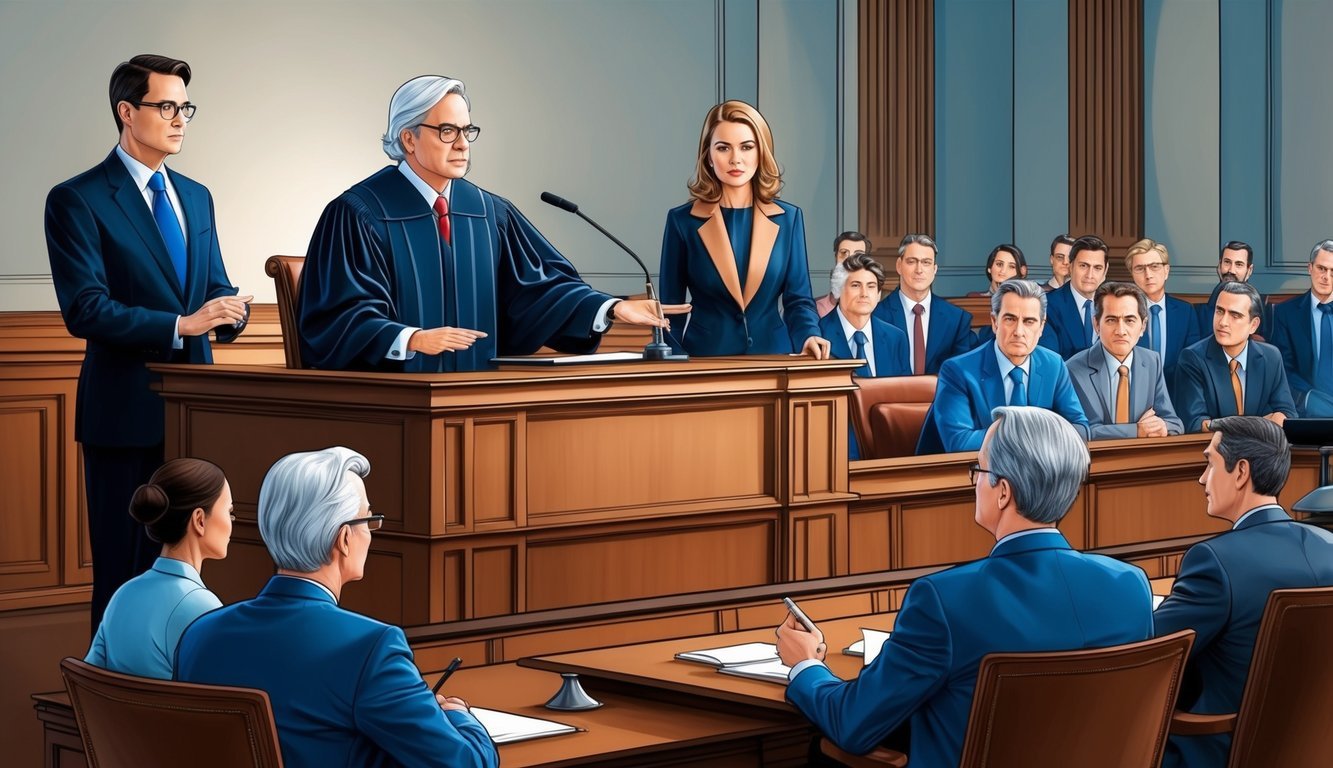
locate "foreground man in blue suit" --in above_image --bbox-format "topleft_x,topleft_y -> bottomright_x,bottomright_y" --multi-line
177,448 -> 498,768
1154,417 -> 1333,768
776,407 -> 1153,767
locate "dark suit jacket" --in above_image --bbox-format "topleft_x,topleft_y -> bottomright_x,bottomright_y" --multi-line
1269,291 -> 1323,403
871,289 -> 976,374
659,199 -> 820,356
45,150 -> 242,447
1153,507 -> 1333,768
177,577 -> 499,768
1037,283 -> 1095,360
1066,346 -> 1184,439
1137,294 -> 1203,399
917,342 -> 1089,454
1173,337 -> 1296,432
787,531 -> 1153,768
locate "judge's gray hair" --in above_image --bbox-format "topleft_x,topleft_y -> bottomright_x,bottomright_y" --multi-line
382,75 -> 469,161
258,447 -> 371,572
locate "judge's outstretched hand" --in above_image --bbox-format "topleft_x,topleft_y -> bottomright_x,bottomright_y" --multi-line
612,299 -> 691,329
408,327 -> 488,355
775,611 -> 826,667
801,336 -> 832,360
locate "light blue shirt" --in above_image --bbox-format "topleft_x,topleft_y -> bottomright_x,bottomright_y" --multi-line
115,145 -> 188,349
1101,345 -> 1135,409
85,557 -> 222,679
836,307 -> 877,376
1224,342 -> 1250,399
897,291 -> 933,366
1311,293 -> 1329,355
994,344 -> 1032,404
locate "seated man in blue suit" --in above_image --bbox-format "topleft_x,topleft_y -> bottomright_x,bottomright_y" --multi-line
1154,417 -> 1333,768
1067,282 -> 1183,440
776,406 -> 1153,767
1269,239 -> 1333,417
1175,282 -> 1296,433
1197,241 -> 1269,339
918,279 -> 1089,454
871,233 -> 976,374
176,448 -> 498,768
818,254 -> 910,459
1125,239 -> 1202,402
1039,235 -> 1108,359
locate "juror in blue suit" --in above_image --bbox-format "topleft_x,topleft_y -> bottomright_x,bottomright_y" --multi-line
777,408 -> 1152,768
871,235 -> 976,374
1269,257 -> 1333,416
1125,240 -> 1203,402
1038,236 -> 1110,360
659,101 -> 824,358
44,55 -> 248,629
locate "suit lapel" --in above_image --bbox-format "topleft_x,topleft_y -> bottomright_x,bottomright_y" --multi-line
1085,352 -> 1113,417
981,345 -> 1006,411
1245,345 -> 1266,416
105,155 -> 182,304
1130,353 -> 1153,415
742,201 -> 782,308
1206,340 -> 1238,416
170,169 -> 208,305
690,200 -> 745,309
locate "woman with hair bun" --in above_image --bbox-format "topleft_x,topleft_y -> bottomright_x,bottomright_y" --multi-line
85,457 -> 233,679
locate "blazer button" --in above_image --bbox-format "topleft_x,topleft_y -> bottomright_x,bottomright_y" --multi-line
746,337 -> 753,347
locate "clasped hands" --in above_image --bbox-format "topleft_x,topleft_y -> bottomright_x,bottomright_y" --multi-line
180,294 -> 253,337
774,611 -> 827,667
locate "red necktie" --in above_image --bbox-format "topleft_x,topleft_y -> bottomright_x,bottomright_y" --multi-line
433,195 -> 451,245
912,303 -> 926,375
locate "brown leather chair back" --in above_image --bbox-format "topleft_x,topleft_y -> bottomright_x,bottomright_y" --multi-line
264,255 -> 305,369
850,375 -> 936,459
60,657 -> 284,768
1226,587 -> 1333,767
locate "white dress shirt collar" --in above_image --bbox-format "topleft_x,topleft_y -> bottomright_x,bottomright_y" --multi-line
398,161 -> 451,207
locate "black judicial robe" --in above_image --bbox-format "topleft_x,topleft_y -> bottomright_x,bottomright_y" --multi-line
298,167 -> 611,372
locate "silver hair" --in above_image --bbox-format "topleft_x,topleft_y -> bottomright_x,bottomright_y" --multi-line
984,406 -> 1089,524
898,233 -> 939,257
382,75 -> 469,161
830,260 -> 851,297
1310,239 -> 1333,264
258,447 -> 371,572
990,278 -> 1048,320
1217,281 -> 1264,319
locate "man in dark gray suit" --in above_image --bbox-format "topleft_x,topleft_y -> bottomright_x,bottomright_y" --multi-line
1065,282 -> 1183,440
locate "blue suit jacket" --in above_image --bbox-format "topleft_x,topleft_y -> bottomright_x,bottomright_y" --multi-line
871,289 -> 976,374
1154,508 -> 1333,768
176,577 -> 498,768
1037,283 -> 1095,360
1269,291 -> 1322,403
787,531 -> 1153,767
659,199 -> 820,356
917,342 -> 1090,454
819,311 -> 911,460
45,151 -> 242,446
1173,337 -> 1297,432
1137,294 -> 1203,397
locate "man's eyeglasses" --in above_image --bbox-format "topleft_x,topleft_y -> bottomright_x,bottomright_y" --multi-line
341,514 -> 385,532
1131,262 -> 1166,275
968,463 -> 1003,485
417,123 -> 481,143
132,100 -> 197,122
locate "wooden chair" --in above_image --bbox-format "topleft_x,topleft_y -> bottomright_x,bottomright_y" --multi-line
821,629 -> 1195,768
60,657 -> 284,768
850,375 -> 936,459
1169,586 -> 1333,767
263,254 -> 305,369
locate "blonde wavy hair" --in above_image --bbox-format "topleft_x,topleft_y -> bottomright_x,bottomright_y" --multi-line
686,100 -> 783,204
1124,238 -> 1171,270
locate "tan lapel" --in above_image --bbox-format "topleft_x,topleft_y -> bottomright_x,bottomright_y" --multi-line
743,200 -> 783,308
691,199 -> 745,309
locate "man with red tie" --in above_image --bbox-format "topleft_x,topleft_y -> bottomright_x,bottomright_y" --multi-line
871,234 -> 977,374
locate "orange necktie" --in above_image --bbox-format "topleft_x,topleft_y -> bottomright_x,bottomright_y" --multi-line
1115,365 -> 1130,424
1229,359 -> 1244,415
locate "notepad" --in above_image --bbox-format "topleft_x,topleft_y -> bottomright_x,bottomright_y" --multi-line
1153,594 -> 1165,610
470,707 -> 577,744
842,628 -> 892,666
716,657 -> 792,684
674,642 -> 779,667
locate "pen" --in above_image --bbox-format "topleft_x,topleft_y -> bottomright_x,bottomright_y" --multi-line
431,657 -> 463,695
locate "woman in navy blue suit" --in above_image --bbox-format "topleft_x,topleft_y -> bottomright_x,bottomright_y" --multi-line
659,101 -> 828,358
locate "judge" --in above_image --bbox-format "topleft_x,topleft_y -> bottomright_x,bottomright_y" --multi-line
299,75 -> 685,372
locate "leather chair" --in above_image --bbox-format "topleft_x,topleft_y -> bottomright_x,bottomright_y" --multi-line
849,375 -> 936,459
821,629 -> 1195,768
60,657 -> 284,768
1169,586 -> 1333,767
264,254 -> 305,369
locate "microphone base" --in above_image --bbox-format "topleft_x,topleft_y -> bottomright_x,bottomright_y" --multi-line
643,342 -> 689,362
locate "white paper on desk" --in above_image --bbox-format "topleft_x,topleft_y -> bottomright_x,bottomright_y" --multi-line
1153,594 -> 1165,611
675,642 -> 778,667
842,629 -> 892,666
492,352 -> 643,365
469,707 -> 577,745
717,657 -> 791,685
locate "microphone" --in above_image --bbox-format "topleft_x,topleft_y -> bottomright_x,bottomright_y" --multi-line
541,191 -> 687,361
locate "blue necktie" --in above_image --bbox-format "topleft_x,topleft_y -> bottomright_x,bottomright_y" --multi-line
1008,366 -> 1028,406
851,330 -> 871,377
1318,302 -> 1333,392
1082,299 -> 1094,347
148,171 -> 187,289
1149,304 -> 1163,354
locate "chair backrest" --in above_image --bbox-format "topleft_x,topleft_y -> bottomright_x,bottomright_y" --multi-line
264,255 -> 305,369
60,657 -> 284,768
1227,586 -> 1333,768
957,630 -> 1195,768
851,375 -> 936,459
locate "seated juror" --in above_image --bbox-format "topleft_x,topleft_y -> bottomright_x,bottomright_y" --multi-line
176,447 -> 498,768
1065,282 -> 1183,440
776,407 -> 1153,767
871,233 -> 977,375
1154,417 -> 1333,768
917,279 -> 1088,454
1174,282 -> 1296,433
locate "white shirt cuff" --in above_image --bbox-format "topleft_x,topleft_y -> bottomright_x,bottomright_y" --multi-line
789,658 -> 828,682
388,327 -> 419,361
592,298 -> 619,333
172,317 -> 184,349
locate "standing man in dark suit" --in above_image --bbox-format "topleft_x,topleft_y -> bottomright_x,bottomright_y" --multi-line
45,54 -> 251,628
1125,238 -> 1202,402
1066,282 -> 1183,440
1039,235 -> 1109,359
1154,417 -> 1333,768
1197,241 -> 1269,338
872,233 -> 976,374
1269,239 -> 1333,417
1175,283 -> 1296,432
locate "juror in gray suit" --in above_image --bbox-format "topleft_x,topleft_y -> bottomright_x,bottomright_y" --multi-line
1065,283 -> 1183,440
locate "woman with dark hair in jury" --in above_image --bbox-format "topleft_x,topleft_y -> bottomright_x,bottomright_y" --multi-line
84,457 -> 233,679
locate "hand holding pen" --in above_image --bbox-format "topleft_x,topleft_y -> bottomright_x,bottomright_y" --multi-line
432,657 -> 470,712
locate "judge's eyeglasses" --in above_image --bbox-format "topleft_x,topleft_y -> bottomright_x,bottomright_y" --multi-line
416,123 -> 481,143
